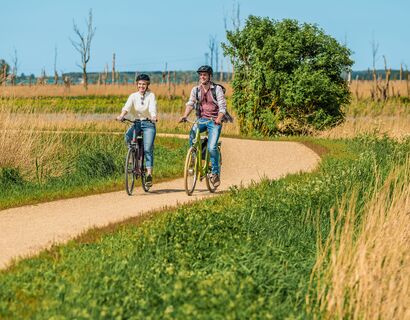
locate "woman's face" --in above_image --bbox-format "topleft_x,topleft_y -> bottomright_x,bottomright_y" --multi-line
137,80 -> 149,93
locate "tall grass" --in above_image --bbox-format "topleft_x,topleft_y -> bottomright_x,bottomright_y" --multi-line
309,160 -> 410,319
319,98 -> 410,139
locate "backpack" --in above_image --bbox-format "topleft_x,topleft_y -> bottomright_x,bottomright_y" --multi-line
194,83 -> 234,123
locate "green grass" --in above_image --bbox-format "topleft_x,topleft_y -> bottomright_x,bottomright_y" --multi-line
0,95 -> 186,114
1,135 -> 409,319
0,134 -> 188,210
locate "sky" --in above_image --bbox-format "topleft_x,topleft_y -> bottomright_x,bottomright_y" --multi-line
1,0 -> 409,75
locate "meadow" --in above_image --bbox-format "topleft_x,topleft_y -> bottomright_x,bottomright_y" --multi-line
0,135 -> 408,319
0,83 -> 409,318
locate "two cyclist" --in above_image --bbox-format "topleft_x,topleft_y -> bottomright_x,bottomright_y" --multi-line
117,74 -> 157,188
179,65 -> 228,187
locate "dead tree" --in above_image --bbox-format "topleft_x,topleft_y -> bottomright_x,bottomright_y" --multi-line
11,49 -> 18,86
112,53 -> 116,85
208,35 -> 216,70
380,55 -> 390,101
0,60 -> 9,86
37,68 -> 47,85
370,34 -> 379,100
70,9 -> 96,90
53,46 -> 59,85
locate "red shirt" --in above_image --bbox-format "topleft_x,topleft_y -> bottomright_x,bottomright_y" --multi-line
199,85 -> 219,119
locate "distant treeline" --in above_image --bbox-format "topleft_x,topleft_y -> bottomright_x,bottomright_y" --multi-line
352,69 -> 409,81
15,71 -> 233,85
12,69 -> 409,85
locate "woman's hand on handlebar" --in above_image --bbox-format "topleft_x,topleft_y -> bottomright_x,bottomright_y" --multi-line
179,116 -> 187,123
116,115 -> 125,122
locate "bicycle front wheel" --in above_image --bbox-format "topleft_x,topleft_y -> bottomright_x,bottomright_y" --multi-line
205,146 -> 222,193
184,147 -> 198,196
125,148 -> 135,195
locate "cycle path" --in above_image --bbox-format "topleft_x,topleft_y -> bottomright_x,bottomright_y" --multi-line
0,137 -> 320,269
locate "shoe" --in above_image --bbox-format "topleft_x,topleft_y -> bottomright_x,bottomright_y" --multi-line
145,174 -> 153,188
210,174 -> 220,187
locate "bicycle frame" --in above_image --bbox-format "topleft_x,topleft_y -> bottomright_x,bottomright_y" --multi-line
122,119 -> 150,194
192,120 -> 213,180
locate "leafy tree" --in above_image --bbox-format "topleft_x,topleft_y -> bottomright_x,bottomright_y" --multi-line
223,16 -> 353,135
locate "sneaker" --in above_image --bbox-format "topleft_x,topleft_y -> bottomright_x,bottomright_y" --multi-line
145,174 -> 153,188
210,174 -> 220,187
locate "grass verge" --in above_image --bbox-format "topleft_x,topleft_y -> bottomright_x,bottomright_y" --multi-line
0,135 -> 409,318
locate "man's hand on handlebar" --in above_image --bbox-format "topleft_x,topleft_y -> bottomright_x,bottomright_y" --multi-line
179,116 -> 187,123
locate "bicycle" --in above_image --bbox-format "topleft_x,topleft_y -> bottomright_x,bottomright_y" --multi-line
180,118 -> 222,196
121,119 -> 150,195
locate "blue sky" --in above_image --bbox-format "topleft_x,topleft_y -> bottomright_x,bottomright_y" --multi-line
1,0 -> 409,75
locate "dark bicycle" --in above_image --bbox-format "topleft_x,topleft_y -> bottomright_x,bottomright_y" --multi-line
121,119 -> 150,195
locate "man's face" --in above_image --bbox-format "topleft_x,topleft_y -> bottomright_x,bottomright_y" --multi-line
199,72 -> 211,84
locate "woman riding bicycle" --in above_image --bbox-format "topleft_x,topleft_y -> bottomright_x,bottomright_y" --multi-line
117,74 -> 157,188
179,65 -> 227,187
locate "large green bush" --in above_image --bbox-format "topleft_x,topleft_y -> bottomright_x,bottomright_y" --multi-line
223,16 -> 353,136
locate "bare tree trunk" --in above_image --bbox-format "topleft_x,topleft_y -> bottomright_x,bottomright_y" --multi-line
70,9 -> 96,90
112,53 -> 116,85
220,58 -> 223,82
400,63 -> 403,81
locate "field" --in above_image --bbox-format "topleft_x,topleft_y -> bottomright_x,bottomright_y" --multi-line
0,83 -> 409,318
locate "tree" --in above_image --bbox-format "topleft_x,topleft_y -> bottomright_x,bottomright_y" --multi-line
70,9 -> 96,89
0,59 -> 10,85
223,16 -> 353,136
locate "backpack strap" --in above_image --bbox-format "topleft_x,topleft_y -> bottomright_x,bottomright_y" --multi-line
210,82 -> 226,101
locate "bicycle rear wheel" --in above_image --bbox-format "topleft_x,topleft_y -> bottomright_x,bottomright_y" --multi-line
184,147 -> 198,196
125,148 -> 136,195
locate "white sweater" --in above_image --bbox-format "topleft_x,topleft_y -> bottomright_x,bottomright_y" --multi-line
122,91 -> 157,120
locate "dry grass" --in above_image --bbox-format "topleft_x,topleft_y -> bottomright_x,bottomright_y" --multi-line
318,115 -> 410,139
309,162 -> 410,319
319,100 -> 410,139
0,107 -> 65,178
350,80 -> 410,99
0,83 -> 233,98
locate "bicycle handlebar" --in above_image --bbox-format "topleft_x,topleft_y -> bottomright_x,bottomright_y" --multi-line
118,118 -> 154,124
179,118 -> 213,125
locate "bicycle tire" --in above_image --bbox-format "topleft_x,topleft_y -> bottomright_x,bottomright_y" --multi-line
125,148 -> 135,195
184,147 -> 198,196
139,147 -> 150,192
205,146 -> 222,193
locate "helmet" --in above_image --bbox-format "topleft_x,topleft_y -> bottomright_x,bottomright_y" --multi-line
197,65 -> 213,75
136,74 -> 150,83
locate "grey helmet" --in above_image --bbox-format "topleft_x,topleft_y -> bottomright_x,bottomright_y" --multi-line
196,65 -> 213,75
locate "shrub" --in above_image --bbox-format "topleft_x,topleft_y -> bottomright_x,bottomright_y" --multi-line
223,16 -> 353,136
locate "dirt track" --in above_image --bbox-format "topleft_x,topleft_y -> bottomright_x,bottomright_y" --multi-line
0,137 -> 320,269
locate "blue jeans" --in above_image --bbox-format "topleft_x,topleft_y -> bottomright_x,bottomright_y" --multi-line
125,120 -> 156,169
189,118 -> 222,175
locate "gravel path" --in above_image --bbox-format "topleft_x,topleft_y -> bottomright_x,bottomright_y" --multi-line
0,137 -> 320,269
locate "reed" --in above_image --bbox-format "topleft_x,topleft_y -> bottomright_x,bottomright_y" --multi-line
309,161 -> 410,319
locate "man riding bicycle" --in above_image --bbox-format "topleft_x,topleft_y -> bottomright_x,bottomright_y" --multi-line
179,65 -> 227,187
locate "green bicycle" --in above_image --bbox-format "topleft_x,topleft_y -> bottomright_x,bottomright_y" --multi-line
181,118 -> 222,196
